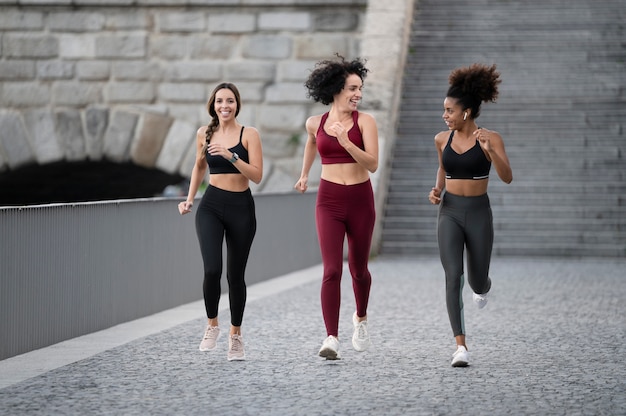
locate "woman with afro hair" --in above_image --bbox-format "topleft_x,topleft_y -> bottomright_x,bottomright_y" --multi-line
428,63 -> 513,367
295,55 -> 379,360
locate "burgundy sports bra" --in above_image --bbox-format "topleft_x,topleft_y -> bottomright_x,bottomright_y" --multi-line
316,111 -> 364,164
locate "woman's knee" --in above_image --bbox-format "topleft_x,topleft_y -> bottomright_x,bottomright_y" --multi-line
322,265 -> 342,284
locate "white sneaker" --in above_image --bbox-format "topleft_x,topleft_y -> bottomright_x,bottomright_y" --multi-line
451,345 -> 470,367
352,312 -> 371,352
473,292 -> 488,309
318,335 -> 341,360
199,325 -> 221,351
227,334 -> 246,361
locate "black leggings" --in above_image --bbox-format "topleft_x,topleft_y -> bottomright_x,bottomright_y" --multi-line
195,185 -> 256,327
437,192 -> 493,337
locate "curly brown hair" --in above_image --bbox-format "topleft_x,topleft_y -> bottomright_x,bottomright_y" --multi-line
304,54 -> 369,105
447,63 -> 501,119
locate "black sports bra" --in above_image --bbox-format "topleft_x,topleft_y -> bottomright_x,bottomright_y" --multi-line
206,126 -> 249,174
442,130 -> 491,180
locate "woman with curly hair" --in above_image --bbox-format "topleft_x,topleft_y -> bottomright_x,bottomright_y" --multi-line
295,55 -> 379,360
178,82 -> 263,361
428,64 -> 513,367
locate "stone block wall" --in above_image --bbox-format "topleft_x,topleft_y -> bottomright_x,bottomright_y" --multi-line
0,0 -> 416,253
0,0 -> 372,192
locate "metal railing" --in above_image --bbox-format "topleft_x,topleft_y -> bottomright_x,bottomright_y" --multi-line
0,192 -> 320,360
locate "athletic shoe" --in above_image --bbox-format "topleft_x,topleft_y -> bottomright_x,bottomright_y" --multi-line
352,312 -> 371,352
451,345 -> 470,367
227,334 -> 246,361
473,292 -> 488,309
318,335 -> 341,360
199,325 -> 221,351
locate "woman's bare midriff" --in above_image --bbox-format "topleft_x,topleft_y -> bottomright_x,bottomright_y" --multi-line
321,163 -> 370,185
209,174 -> 250,192
445,178 -> 489,197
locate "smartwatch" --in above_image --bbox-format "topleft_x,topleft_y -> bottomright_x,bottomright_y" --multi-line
229,152 -> 239,163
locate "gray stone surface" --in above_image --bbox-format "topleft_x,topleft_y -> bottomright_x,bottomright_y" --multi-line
0,10 -> 44,30
55,108 -> 86,161
37,60 -> 74,79
155,119 -> 197,174
52,81 -> 102,106
23,108 -> 64,164
130,112 -> 173,168
83,106 -> 108,160
0,61 -> 36,80
0,256 -> 624,415
3,34 -> 58,58
105,81 -> 155,103
0,110 -> 34,169
95,34 -> 147,58
102,110 -> 139,162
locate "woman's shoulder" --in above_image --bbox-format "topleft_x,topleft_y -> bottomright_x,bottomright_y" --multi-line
196,125 -> 208,139
306,113 -> 324,123
242,125 -> 261,141
434,130 -> 451,144
355,110 -> 374,120
355,110 -> 377,127
305,113 -> 324,131
242,125 -> 259,134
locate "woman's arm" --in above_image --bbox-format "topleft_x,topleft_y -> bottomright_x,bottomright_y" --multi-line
234,127 -> 263,184
179,127 -> 209,214
429,132 -> 447,204
331,112 -> 379,173
475,128 -> 513,184
294,116 -> 320,193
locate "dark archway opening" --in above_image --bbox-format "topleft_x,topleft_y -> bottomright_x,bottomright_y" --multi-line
0,161 -> 186,206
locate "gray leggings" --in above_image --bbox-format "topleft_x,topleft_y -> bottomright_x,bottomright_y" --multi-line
437,192 -> 493,336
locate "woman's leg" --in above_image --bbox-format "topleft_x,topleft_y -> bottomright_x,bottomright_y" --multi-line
465,197 -> 494,296
345,181 -> 375,319
316,180 -> 348,337
195,188 -> 226,323
223,190 -> 256,332
437,194 -> 467,338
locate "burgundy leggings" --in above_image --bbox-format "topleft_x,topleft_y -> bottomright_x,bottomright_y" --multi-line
316,178 -> 375,337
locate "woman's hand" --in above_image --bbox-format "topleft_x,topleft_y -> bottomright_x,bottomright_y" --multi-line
329,122 -> 350,148
178,201 -> 193,215
474,128 -> 494,153
294,176 -> 308,193
207,143 -> 233,160
429,187 -> 441,205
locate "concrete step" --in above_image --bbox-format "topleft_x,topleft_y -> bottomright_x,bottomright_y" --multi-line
383,203 -> 626,220
379,241 -> 626,258
382,216 -> 626,233
380,0 -> 626,257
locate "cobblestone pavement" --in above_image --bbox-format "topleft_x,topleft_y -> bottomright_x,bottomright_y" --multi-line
1,256 -> 625,415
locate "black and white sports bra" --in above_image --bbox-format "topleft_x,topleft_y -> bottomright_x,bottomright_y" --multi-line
442,130 -> 491,180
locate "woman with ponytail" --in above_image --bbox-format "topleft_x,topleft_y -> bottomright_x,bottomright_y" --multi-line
428,64 -> 512,367
178,83 -> 263,361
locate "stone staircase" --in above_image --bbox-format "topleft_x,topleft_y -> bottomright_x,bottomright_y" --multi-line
379,0 -> 626,257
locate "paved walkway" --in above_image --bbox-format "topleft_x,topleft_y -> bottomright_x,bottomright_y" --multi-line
1,256 -> 625,415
